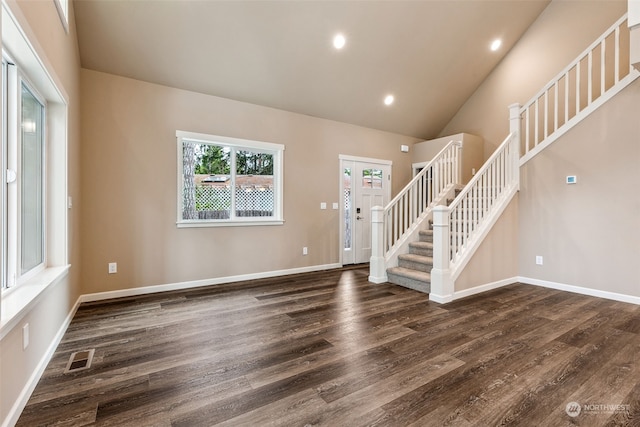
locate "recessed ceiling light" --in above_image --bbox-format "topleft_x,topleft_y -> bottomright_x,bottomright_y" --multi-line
384,94 -> 394,106
333,34 -> 346,50
490,39 -> 502,51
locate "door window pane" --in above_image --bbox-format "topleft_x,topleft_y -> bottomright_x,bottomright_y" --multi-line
343,167 -> 351,249
362,168 -> 383,189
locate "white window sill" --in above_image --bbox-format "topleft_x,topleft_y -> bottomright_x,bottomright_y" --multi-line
177,219 -> 284,228
0,265 -> 70,340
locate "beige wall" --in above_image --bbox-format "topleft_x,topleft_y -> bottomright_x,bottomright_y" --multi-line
0,0 -> 82,424
80,69 -> 419,295
442,0 -> 639,298
519,78 -> 640,297
412,133 -> 484,184
439,0 -> 627,159
455,197 -> 519,292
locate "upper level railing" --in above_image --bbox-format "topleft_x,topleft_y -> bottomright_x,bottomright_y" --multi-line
520,14 -> 635,163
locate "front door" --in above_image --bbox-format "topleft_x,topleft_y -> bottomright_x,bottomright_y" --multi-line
340,157 -> 391,265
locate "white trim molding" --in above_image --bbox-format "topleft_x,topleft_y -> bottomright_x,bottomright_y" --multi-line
453,277 -> 518,301
519,276 -> 640,306
80,263 -> 342,303
431,276 -> 640,306
2,295 -> 81,427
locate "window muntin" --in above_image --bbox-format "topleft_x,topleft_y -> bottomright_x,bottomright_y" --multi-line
177,131 -> 284,227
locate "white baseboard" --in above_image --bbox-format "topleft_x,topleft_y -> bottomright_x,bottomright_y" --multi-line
80,263 -> 342,303
518,276 -> 640,306
2,296 -> 82,427
452,277 -> 518,301
429,293 -> 453,304
368,275 -> 387,284
3,263 -> 344,427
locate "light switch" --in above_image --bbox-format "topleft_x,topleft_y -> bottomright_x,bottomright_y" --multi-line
320,202 -> 327,210
332,202 -> 339,210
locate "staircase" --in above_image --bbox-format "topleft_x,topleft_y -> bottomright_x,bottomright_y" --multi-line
386,190 -> 460,292
369,12 -> 638,302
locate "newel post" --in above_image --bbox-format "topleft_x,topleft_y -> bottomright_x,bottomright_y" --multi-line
454,140 -> 463,186
369,206 -> 387,284
509,103 -> 521,190
430,206 -> 453,303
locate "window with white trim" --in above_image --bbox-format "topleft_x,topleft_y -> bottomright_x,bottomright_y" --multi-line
2,57 -> 47,288
177,131 -> 284,227
54,0 -> 69,33
1,2 -> 69,335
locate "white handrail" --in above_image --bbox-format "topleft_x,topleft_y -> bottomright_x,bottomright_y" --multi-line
382,140 -> 462,255
428,13 -> 634,301
446,133 -> 518,266
369,140 -> 462,283
430,131 -> 519,301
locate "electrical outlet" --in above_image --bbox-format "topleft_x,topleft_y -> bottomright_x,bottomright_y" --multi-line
108,262 -> 117,274
302,247 -> 308,255
23,323 -> 29,350
536,256 -> 543,265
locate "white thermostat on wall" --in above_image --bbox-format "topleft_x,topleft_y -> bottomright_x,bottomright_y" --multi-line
566,175 -> 577,184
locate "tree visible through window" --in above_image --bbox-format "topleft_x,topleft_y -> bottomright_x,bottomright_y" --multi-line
177,131 -> 284,226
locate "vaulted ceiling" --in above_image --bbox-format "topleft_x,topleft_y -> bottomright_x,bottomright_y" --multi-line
74,0 -> 550,139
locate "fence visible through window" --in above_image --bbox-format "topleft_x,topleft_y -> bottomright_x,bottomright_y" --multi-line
191,176 -> 274,219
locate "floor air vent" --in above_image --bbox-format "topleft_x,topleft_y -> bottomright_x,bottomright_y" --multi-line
64,349 -> 95,373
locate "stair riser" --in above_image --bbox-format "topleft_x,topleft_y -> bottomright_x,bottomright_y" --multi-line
398,259 -> 432,272
409,246 -> 433,257
387,272 -> 430,293
420,236 -> 433,244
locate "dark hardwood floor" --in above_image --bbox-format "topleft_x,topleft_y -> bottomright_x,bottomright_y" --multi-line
17,266 -> 640,426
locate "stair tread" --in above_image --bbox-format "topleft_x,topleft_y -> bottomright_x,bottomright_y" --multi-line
387,266 -> 431,282
409,241 -> 433,248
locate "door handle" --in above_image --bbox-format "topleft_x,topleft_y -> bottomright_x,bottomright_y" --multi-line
356,216 -> 363,220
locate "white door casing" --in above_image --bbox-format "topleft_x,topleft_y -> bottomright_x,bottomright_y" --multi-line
339,156 -> 391,265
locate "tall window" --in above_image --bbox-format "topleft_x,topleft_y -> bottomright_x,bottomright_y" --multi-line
54,0 -> 69,33
177,131 -> 284,227
3,58 -> 47,287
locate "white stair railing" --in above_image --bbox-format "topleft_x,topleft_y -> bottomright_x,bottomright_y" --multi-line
520,13 -> 639,164
369,140 -> 462,283
430,105 -> 521,302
